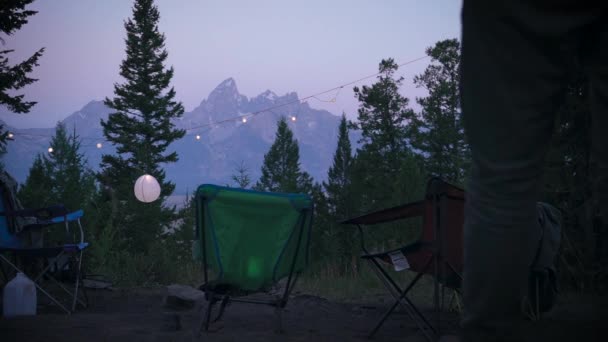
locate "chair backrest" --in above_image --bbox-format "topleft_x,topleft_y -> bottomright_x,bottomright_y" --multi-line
0,172 -> 25,249
419,178 -> 465,287
193,184 -> 314,292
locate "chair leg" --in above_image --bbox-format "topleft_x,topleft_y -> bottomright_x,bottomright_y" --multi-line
536,278 -> 541,320
369,298 -> 400,338
204,298 -> 215,332
274,306 -> 284,334
366,258 -> 423,324
0,254 -> 71,314
33,251 -> 87,312
212,296 -> 230,323
198,293 -> 218,335
70,250 -> 87,311
0,260 -> 9,281
368,271 -> 435,342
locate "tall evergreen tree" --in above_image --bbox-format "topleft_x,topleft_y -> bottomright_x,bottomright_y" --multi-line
18,123 -> 95,244
19,123 -> 94,210
100,0 -> 185,252
318,114 -> 358,274
254,117 -> 312,193
349,58 -> 419,210
351,59 -> 413,163
18,154 -> 53,208
45,123 -> 96,211
323,114 -> 353,220
410,39 -> 469,184
0,0 -> 44,153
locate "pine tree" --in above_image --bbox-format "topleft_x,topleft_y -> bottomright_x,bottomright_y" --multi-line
19,123 -> 94,210
254,117 -> 312,193
45,123 -> 96,211
323,114 -> 353,220
349,58 -> 418,210
319,114 -> 358,274
231,161 -> 252,189
18,154 -> 53,208
100,0 -> 185,252
351,59 -> 414,165
18,123 -> 96,244
410,39 -> 469,184
308,181 -> 331,268
0,0 -> 44,153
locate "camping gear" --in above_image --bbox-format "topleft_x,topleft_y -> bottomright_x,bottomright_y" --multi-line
341,177 -> 465,341
0,170 -> 89,314
3,272 -> 37,317
526,202 -> 562,320
342,176 -> 563,339
192,184 -> 313,333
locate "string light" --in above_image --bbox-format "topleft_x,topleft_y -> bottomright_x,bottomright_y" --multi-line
312,86 -> 342,103
4,55 -> 429,153
183,55 -> 427,133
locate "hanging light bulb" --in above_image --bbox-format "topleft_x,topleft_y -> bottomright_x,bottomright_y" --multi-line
195,134 -> 201,140
48,147 -> 54,153
96,142 -> 103,149
7,132 -> 14,140
242,117 -> 247,123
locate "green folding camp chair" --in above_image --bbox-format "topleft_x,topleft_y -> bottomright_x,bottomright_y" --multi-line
192,184 -> 313,333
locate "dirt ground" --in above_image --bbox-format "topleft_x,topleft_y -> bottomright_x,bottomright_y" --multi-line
0,287 -> 607,342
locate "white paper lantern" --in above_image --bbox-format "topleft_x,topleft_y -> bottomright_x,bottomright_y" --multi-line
134,174 -> 161,203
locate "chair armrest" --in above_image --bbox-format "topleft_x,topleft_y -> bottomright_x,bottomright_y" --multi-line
0,204 -> 69,220
340,200 -> 425,226
340,201 -> 425,255
20,209 -> 86,245
50,209 -> 84,224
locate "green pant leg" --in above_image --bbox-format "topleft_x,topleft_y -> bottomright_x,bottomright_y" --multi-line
460,1 -> 579,338
586,23 -> 608,225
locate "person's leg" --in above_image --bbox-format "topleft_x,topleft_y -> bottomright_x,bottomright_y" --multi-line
459,1 -> 586,340
584,17 -> 608,227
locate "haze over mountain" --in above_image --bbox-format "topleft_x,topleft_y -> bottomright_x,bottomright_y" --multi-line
3,78 -> 359,194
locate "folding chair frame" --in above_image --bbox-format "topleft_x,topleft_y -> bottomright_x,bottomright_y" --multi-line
0,210 -> 89,314
0,247 -> 88,314
194,190 -> 313,334
342,177 -> 465,341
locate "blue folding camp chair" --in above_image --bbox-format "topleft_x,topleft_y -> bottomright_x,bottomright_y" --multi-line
0,171 -> 88,314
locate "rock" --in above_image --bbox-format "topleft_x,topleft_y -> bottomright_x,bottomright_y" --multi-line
162,284 -> 206,310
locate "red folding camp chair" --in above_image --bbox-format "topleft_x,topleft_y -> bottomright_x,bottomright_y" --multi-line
342,177 -> 465,341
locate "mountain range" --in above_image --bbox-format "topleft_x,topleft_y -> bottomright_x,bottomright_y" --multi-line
3,78 -> 360,195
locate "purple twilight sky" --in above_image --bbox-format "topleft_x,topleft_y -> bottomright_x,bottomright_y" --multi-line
0,0 -> 462,129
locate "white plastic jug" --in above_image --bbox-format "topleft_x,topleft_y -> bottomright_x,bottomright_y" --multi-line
3,272 -> 37,317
